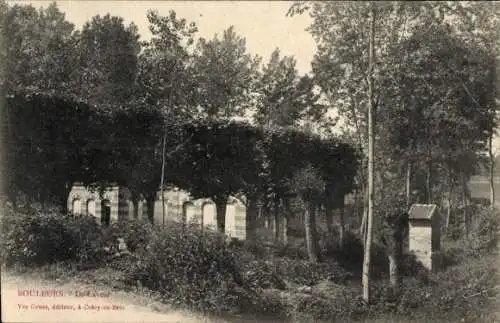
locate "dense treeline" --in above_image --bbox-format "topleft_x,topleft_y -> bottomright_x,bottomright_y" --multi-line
1,1 -> 500,320
2,91 -> 358,247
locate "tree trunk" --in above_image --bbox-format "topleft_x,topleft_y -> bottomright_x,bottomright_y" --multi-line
387,212 -> 405,292
246,197 -> 259,240
445,169 -> 453,233
388,254 -> 398,290
362,2 -> 375,304
273,198 -> 280,243
489,133 -> 495,208
59,183 -> 72,214
160,131 -> 167,226
146,195 -> 155,224
214,196 -> 228,234
280,214 -> 288,245
304,201 -> 320,263
338,197 -> 346,249
446,197 -> 451,233
388,244 -> 402,292
360,188 -> 368,244
7,189 -> 17,212
132,199 -> 139,219
426,162 -> 432,204
326,207 -> 335,236
406,160 -> 412,209
462,174 -> 469,237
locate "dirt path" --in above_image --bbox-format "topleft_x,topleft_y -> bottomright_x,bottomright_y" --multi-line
1,270 -> 227,323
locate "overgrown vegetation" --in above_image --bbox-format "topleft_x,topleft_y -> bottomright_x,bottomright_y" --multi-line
1,206 -> 497,322
1,1 -> 500,322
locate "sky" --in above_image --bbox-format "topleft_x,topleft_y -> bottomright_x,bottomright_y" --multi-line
8,1 -> 317,75
7,1 -> 500,150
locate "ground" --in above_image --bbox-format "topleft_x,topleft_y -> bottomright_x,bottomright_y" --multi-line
1,270 -> 219,323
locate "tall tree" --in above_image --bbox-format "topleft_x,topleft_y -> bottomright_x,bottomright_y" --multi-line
136,10 -> 199,118
254,48 -> 325,129
136,9 -> 200,222
363,1 -> 376,303
0,2 -> 75,97
191,26 -> 261,120
71,13 -> 140,108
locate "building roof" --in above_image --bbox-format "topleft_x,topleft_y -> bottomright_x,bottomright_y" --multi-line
408,204 -> 437,220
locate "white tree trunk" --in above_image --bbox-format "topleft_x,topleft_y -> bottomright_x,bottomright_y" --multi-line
362,2 -> 376,304
489,134 -> 495,208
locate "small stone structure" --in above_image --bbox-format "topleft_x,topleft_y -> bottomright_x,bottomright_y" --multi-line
68,184 -> 247,240
408,204 -> 442,272
67,183 -> 134,226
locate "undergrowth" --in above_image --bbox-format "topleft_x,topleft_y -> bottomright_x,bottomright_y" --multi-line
1,206 -> 498,322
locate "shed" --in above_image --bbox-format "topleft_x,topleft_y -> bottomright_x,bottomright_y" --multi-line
408,204 -> 441,272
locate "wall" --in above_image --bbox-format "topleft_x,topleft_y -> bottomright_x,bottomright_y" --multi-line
409,218 -> 441,272
68,184 -> 248,240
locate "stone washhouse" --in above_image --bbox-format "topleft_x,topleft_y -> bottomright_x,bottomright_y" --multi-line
67,183 -> 247,240
408,203 -> 442,272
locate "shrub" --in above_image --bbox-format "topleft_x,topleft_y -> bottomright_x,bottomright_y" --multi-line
323,231 -> 387,279
273,242 -> 309,260
100,218 -> 153,253
1,211 -> 102,267
238,238 -> 272,259
276,258 -> 351,286
286,289 -> 364,322
65,215 -> 104,265
243,260 -> 287,290
466,206 -> 499,255
127,223 -> 250,314
441,205 -> 499,266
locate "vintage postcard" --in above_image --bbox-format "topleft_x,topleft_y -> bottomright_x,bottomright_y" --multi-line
1,1 -> 499,322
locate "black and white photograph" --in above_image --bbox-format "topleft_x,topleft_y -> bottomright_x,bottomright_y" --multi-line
1,1 -> 499,322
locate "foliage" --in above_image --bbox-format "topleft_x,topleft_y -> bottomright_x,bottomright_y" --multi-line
126,224 -> 250,314
137,10 -> 199,119
191,26 -> 261,120
2,93 -> 111,209
71,13 -> 141,108
276,257 -> 351,286
100,218 -> 153,253
0,210 -> 102,267
443,205 -> 500,262
243,259 -> 287,290
466,206 -> 500,254
0,2 -> 75,97
253,48 -> 326,129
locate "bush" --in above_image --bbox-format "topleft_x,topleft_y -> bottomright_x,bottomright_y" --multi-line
127,223 -> 251,314
243,260 -> 287,290
441,205 -> 499,267
286,288 -> 364,322
65,215 -> 104,265
276,258 -> 351,286
1,211 -> 102,267
323,231 -> 387,279
466,206 -> 499,255
100,218 -> 153,253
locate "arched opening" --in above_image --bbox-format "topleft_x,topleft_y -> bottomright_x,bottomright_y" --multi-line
101,199 -> 111,227
138,200 -> 144,219
202,202 -> 217,230
72,198 -> 82,216
128,200 -> 134,219
225,203 -> 237,237
87,199 -> 96,217
183,202 -> 196,225
154,199 -> 169,225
